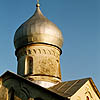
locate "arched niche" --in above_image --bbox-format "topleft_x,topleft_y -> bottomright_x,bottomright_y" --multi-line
27,56 -> 33,74
8,87 -> 15,100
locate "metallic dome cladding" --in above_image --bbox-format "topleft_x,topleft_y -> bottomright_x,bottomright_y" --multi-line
14,6 -> 63,50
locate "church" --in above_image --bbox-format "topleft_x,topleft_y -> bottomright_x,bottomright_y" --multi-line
0,1 -> 100,100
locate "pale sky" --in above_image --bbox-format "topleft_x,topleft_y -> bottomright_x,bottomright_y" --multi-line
0,0 -> 100,91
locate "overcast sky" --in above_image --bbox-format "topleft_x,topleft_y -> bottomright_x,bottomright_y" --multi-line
0,0 -> 100,91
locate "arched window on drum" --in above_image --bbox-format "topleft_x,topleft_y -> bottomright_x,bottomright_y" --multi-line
27,57 -> 33,74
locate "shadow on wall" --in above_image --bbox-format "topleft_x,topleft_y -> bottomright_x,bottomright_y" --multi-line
0,71 -> 66,100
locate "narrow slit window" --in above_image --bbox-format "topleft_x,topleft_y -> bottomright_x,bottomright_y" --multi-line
27,57 -> 33,74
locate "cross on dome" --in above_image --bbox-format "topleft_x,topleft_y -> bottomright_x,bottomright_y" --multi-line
37,0 -> 39,4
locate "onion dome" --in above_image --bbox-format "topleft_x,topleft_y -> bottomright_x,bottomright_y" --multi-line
14,3 -> 63,50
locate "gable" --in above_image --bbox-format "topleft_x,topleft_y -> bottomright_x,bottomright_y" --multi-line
49,78 -> 100,99
0,71 -> 67,100
71,80 -> 100,100
49,78 -> 89,97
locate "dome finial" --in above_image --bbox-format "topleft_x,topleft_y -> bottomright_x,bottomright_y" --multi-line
36,0 -> 40,7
